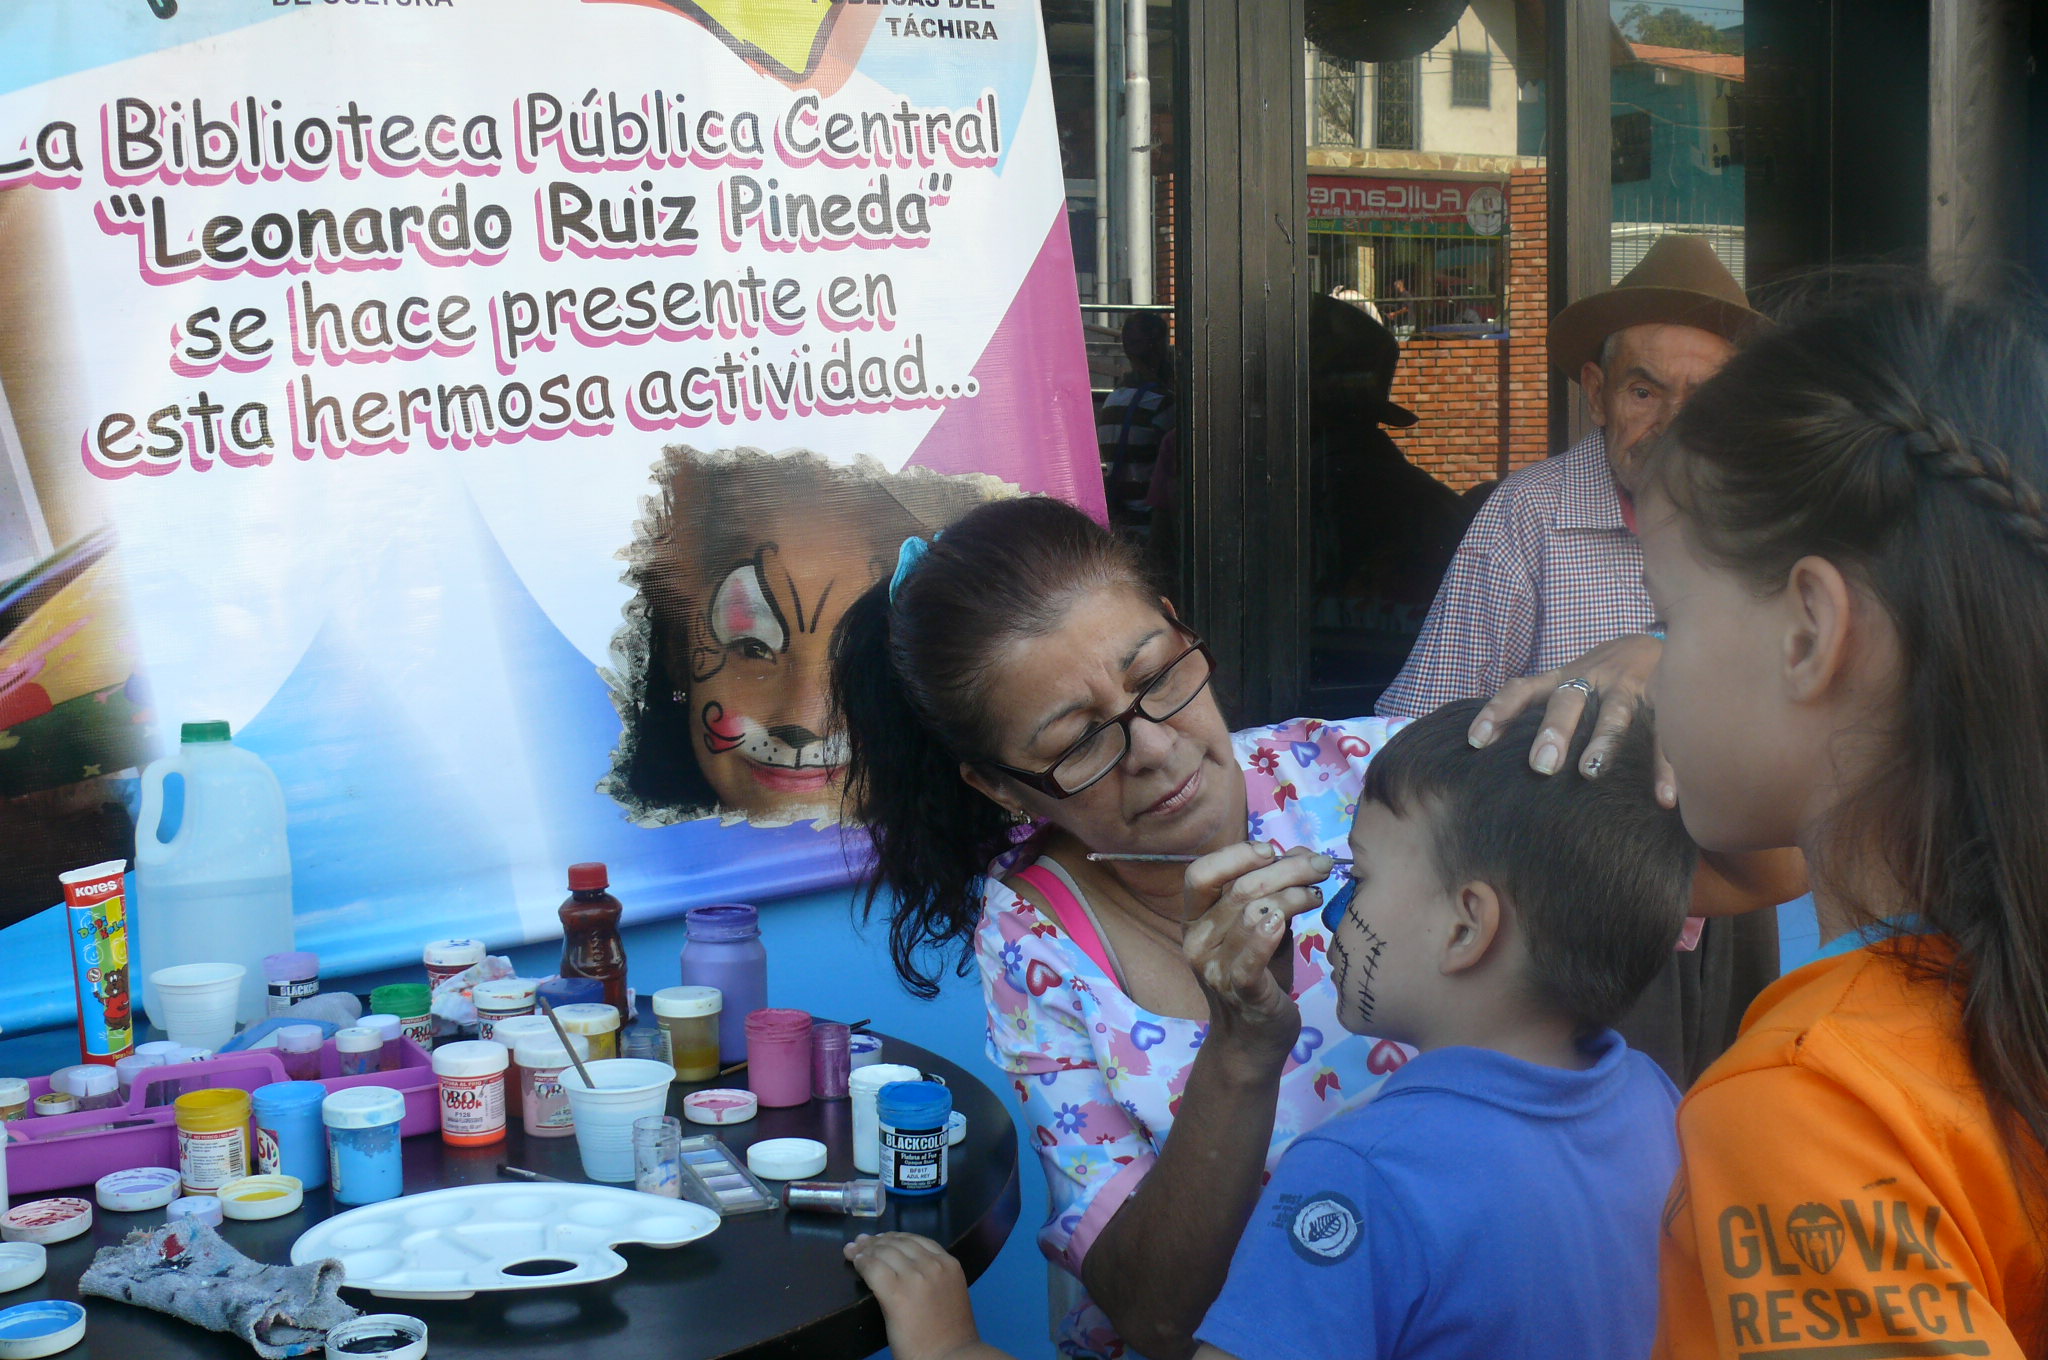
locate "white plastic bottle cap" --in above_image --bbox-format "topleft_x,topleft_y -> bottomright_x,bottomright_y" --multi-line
681,1088 -> 758,1126
552,1003 -> 620,1036
848,1033 -> 884,1068
325,1313 -> 429,1360
0,1300 -> 87,1359
0,1078 -> 27,1107
96,1167 -> 183,1213
430,1041 -> 509,1078
335,1026 -> 383,1056
45,1067 -> 89,1098
166,1196 -> 224,1228
423,939 -> 486,967
0,1199 -> 92,1246
73,1066 -> 119,1100
277,1025 -> 324,1055
0,1241 -> 47,1294
512,1035 -> 589,1070
746,1138 -> 828,1180
473,978 -> 538,1010
487,1016 -> 555,1051
218,1175 -> 305,1221
114,1054 -> 166,1090
322,1086 -> 407,1131
947,1110 -> 968,1146
133,1040 -> 182,1060
359,1014 -> 404,1042
652,986 -> 721,1019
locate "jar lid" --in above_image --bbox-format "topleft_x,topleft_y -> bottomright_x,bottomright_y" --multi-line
0,1077 -> 27,1103
431,1040 -> 509,1077
742,1007 -> 812,1036
358,1014 -> 404,1041
335,1026 -> 383,1054
46,1066 -> 90,1097
95,1166 -> 182,1213
252,1080 -> 329,1114
166,1196 -> 224,1228
133,1040 -> 182,1059
745,1137 -> 827,1181
0,1300 -> 86,1359
681,1088 -> 758,1126
115,1054 -> 166,1085
486,1015 -> 556,1048
73,1065 -> 118,1096
219,1175 -> 304,1221
876,1080 -> 951,1126
848,1063 -> 923,1096
262,951 -> 319,980
536,977 -> 603,1007
277,1024 -> 325,1054
652,986 -> 721,1019
513,1034 -> 589,1069
0,1199 -> 93,1246
567,862 -> 609,891
322,1085 -> 407,1130
325,1313 -> 428,1360
683,903 -> 760,941
30,1094 -> 76,1116
553,1003 -> 620,1035
369,983 -> 430,1016
473,978 -> 538,1007
422,938 -> 486,967
947,1110 -> 968,1146
0,1242 -> 47,1295
175,1088 -> 251,1127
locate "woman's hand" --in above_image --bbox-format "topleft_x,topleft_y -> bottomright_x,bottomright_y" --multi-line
1179,843 -> 1332,1073
1466,633 -> 1678,804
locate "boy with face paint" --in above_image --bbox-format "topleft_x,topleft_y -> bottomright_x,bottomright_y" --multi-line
846,696 -> 1696,1360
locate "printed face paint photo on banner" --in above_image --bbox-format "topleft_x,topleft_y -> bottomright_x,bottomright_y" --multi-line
0,0 -> 1100,1029
605,448 -> 1003,826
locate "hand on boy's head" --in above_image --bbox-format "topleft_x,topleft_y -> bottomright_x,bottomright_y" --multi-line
1180,843 -> 1334,1064
843,1233 -> 987,1360
1467,632 -> 1678,803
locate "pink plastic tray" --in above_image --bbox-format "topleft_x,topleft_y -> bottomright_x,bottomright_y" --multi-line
2,1039 -> 440,1196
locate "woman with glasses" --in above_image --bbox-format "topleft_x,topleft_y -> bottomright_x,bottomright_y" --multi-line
832,496 -> 1408,1360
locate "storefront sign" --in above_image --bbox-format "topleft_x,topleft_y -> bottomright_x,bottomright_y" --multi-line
0,0 -> 1096,1024
1308,174 -> 1506,237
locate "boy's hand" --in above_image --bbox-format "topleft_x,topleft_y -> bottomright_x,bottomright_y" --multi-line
844,1233 -> 1003,1360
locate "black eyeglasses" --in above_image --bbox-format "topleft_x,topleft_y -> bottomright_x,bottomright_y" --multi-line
982,630 -> 1216,799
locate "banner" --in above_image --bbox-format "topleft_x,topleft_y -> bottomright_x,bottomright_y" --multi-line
0,0 -> 1098,1028
1307,174 -> 1507,237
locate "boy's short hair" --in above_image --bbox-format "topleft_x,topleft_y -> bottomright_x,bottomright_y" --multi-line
1363,697 -> 1698,1032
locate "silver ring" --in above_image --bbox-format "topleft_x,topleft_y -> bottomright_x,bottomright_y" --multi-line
1555,677 -> 1595,697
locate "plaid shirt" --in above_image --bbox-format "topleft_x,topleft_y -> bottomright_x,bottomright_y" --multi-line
1377,429 -> 1655,720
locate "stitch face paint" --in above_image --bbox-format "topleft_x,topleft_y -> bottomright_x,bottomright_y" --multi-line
1325,801 -> 1458,1042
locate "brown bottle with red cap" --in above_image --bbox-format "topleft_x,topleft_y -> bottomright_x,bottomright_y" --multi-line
558,862 -> 630,1021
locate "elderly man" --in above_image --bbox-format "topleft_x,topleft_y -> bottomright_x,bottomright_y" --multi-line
1377,235 -> 1802,1087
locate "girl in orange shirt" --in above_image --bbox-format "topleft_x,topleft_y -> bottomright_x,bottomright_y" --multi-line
1639,272 -> 2048,1358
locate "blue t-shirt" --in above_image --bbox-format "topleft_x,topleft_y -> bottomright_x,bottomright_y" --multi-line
1195,1030 -> 1680,1360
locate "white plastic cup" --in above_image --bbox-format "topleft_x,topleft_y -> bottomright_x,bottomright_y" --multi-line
150,963 -> 247,1050
559,1058 -> 675,1183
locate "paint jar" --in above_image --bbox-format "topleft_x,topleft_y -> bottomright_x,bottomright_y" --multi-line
471,978 -> 537,1042
848,1033 -> 884,1069
785,1179 -> 886,1217
262,952 -> 320,1017
652,986 -> 721,1083
516,1034 -> 587,1139
335,1027 -> 382,1078
432,1041 -> 508,1147
811,1023 -> 851,1100
0,1080 -> 27,1122
175,1088 -> 251,1195
622,1028 -> 666,1063
323,1087 -> 405,1206
114,1053 -> 165,1105
251,1081 -> 329,1189
535,976 -> 602,1012
679,905 -> 767,1065
61,1066 -> 120,1113
487,1016 -> 556,1123
877,1081 -> 951,1198
276,1025 -> 325,1082
553,1003 -> 620,1062
369,985 -> 431,1049
422,939 -> 485,994
358,1014 -> 404,1071
632,1115 -> 683,1198
31,1094 -> 77,1119
744,1009 -> 813,1109
848,1064 -> 923,1175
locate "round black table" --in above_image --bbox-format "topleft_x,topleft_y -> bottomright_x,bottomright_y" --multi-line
13,1034 -> 1020,1360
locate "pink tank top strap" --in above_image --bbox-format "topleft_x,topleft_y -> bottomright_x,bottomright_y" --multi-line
1012,863 -> 1120,984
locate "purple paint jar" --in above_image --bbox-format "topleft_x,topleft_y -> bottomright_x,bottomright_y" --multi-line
811,1022 -> 851,1100
679,906 -> 767,1064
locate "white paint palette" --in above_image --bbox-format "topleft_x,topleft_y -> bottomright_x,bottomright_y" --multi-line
290,1183 -> 719,1299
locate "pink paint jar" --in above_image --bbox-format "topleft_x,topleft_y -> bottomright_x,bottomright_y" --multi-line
744,1008 -> 813,1109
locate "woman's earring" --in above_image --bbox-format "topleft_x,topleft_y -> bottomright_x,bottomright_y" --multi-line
671,689 -> 686,705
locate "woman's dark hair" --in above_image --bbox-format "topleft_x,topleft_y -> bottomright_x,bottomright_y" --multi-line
831,497 -> 1156,997
1649,270 -> 2048,1238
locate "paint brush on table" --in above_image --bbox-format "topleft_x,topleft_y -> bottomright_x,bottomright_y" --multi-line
1088,852 -> 1353,866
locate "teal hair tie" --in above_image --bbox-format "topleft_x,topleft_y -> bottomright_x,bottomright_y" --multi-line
889,534 -> 935,603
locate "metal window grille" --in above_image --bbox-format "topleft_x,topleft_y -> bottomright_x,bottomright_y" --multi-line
1308,45 -> 1362,147
1450,51 -> 1491,108
1372,57 -> 1418,150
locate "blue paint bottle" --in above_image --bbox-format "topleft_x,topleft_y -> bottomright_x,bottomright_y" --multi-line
876,1081 -> 951,1198
323,1086 -> 406,1205
253,1081 -> 330,1190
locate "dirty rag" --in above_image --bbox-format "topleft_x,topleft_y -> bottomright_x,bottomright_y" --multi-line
80,1220 -> 358,1358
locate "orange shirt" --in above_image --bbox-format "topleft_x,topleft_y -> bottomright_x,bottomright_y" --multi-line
1656,937 -> 2047,1359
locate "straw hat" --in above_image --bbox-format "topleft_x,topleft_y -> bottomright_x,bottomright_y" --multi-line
1549,234 -> 1765,379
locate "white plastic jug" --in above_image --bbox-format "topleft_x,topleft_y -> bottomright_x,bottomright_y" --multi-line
134,721 -> 295,1026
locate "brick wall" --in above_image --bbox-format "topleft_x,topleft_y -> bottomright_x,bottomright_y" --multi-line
1387,166 -> 1552,491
